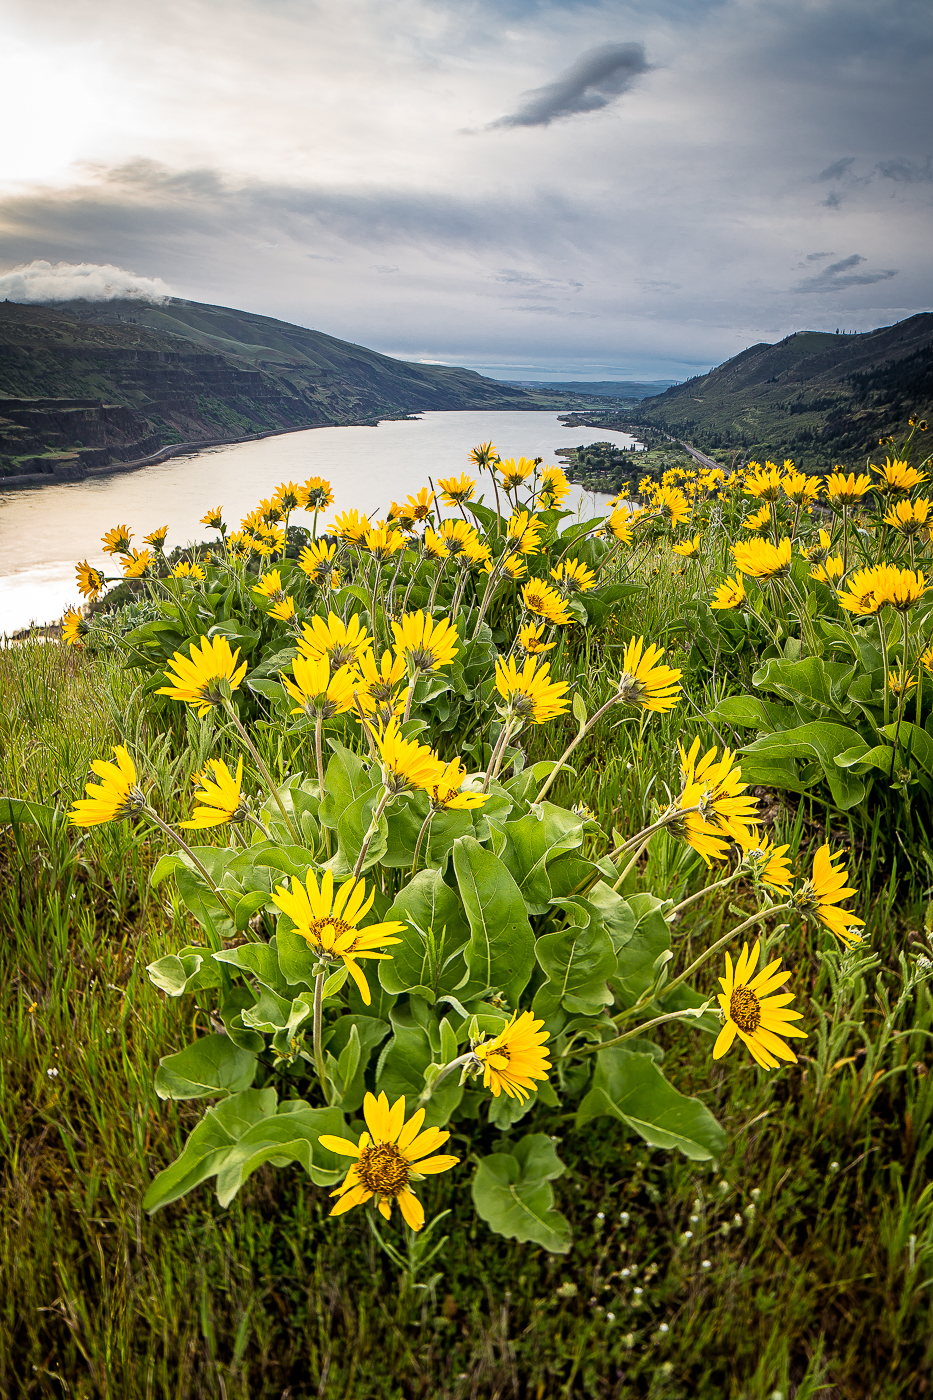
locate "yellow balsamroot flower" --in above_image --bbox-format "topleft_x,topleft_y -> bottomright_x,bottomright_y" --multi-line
298,540 -> 341,589
121,549 -> 153,578
538,464 -> 571,506
299,476 -> 334,511
173,561 -> 206,581
496,553 -> 527,580
101,525 -> 133,556
920,645 -> 933,676
61,606 -> 89,648
497,456 -> 537,491
320,1092 -> 458,1230
743,504 -> 772,532
889,669 -> 917,697
424,519 -> 479,560
258,496 -> 284,525
272,870 -> 405,1005
653,485 -> 690,527
672,535 -> 701,559
804,528 -> 833,564
667,788 -> 733,866
364,524 -> 406,563
427,757 -> 490,811
300,611 -> 371,670
180,758 -> 246,829
836,565 -> 887,616
437,472 -> 476,506
517,620 -> 556,655
391,610 -> 459,672
550,557 -> 596,593
470,440 -> 499,470
356,647 -> 407,704
521,578 -> 573,626
269,596 -> 297,623
495,655 -> 569,724
744,833 -> 794,892
782,471 -> 822,505
744,464 -> 785,502
679,738 -> 759,847
388,501 -> 416,532
157,635 -> 249,716
253,569 -> 284,600
69,745 -> 142,826
403,487 -> 434,521
330,508 -> 371,544
200,507 -> 224,530
75,560 -> 106,600
372,717 -> 444,794
505,510 -> 542,556
876,566 -> 929,612
810,555 -> 843,584
713,941 -> 805,1071
824,471 -> 872,506
603,507 -> 633,544
617,637 -> 682,714
883,498 -> 932,536
473,1011 -> 551,1102
463,535 -> 492,570
732,536 -> 792,580
274,481 -> 301,513
143,525 -> 170,550
282,654 -> 358,718
872,458 -> 928,494
794,843 -> 865,947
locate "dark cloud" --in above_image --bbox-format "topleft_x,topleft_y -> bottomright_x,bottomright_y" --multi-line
795,254 -> 898,293
806,251 -> 834,261
876,156 -> 933,183
490,42 -> 650,129
818,157 -> 855,180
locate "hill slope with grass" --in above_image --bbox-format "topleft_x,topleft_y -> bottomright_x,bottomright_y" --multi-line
625,314 -> 933,468
0,297 -> 532,480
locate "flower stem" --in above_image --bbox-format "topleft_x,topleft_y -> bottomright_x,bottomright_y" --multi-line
533,693 -> 620,803
416,1052 -> 473,1106
410,811 -> 435,877
482,718 -> 517,793
313,971 -> 332,1105
353,787 -> 392,881
142,807 -> 236,925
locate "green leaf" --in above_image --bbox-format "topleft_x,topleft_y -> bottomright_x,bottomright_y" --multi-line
741,722 -> 869,809
319,744 -> 372,830
453,837 -> 535,1003
576,1047 -> 725,1161
154,1033 -> 258,1100
752,655 -> 855,721
147,947 -> 223,997
331,785 -> 388,877
572,693 -> 588,730
376,1005 -> 462,1126
609,893 -> 670,1009
213,940 -> 287,992
532,900 -> 615,1026
708,695 -> 797,732
488,804 -> 586,914
143,1088 -> 278,1211
471,1133 -> 571,1253
881,720 -> 933,778
0,796 -> 58,827
274,922 -> 319,987
380,868 -> 473,999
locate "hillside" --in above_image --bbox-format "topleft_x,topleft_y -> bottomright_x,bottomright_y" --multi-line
617,315 -> 933,469
0,297 -> 535,482
502,379 -> 679,400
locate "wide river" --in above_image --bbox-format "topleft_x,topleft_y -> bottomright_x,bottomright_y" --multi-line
0,409 -> 640,634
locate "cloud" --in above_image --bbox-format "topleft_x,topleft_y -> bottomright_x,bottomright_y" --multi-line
490,42 -> 650,129
795,254 -> 899,294
806,251 -> 834,261
817,157 -> 855,180
0,257 -> 172,302
876,156 -> 933,183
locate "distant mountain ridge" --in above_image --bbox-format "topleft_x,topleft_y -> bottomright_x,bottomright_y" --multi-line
0,296 -> 533,483
627,315 -> 933,468
502,380 -> 679,400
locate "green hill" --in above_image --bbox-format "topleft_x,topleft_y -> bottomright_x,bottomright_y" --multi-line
0,297 -> 538,482
625,315 -> 933,469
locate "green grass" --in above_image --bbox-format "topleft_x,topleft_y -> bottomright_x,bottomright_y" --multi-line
2,591 -> 933,1398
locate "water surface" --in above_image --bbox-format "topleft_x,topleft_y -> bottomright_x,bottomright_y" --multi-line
0,410 -> 639,633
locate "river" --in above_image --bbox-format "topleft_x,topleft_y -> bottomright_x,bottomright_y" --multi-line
0,410 -> 640,635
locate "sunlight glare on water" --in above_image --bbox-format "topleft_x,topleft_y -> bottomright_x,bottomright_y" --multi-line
0,410 -> 640,634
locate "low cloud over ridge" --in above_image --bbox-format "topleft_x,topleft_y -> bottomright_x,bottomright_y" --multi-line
0,259 -> 173,303
490,42 -> 650,129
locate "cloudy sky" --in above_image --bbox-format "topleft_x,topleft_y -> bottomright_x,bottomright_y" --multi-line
0,0 -> 931,379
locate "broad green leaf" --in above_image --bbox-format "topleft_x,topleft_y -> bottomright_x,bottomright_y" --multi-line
708,695 -> 797,732
213,940 -> 287,992
752,656 -> 855,721
214,1103 -> 347,1205
146,946 -> 223,996
319,744 -> 372,830
576,1048 -> 725,1161
742,722 -> 869,809
471,1133 -> 571,1253
143,1088 -> 278,1211
380,868 -> 473,999
609,893 -> 671,1009
375,1005 -> 462,1126
488,804 -> 585,914
533,900 -> 615,1026
154,1033 -> 258,1100
331,785 -> 388,877
274,922 -> 319,987
0,796 -> 58,826
881,720 -> 933,778
453,837 -> 535,1003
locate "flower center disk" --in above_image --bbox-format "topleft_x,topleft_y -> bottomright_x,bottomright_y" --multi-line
730,986 -> 761,1033
357,1142 -> 410,1196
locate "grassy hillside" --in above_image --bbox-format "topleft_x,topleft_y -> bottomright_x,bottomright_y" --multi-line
0,298 -> 543,480
617,315 -> 933,469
